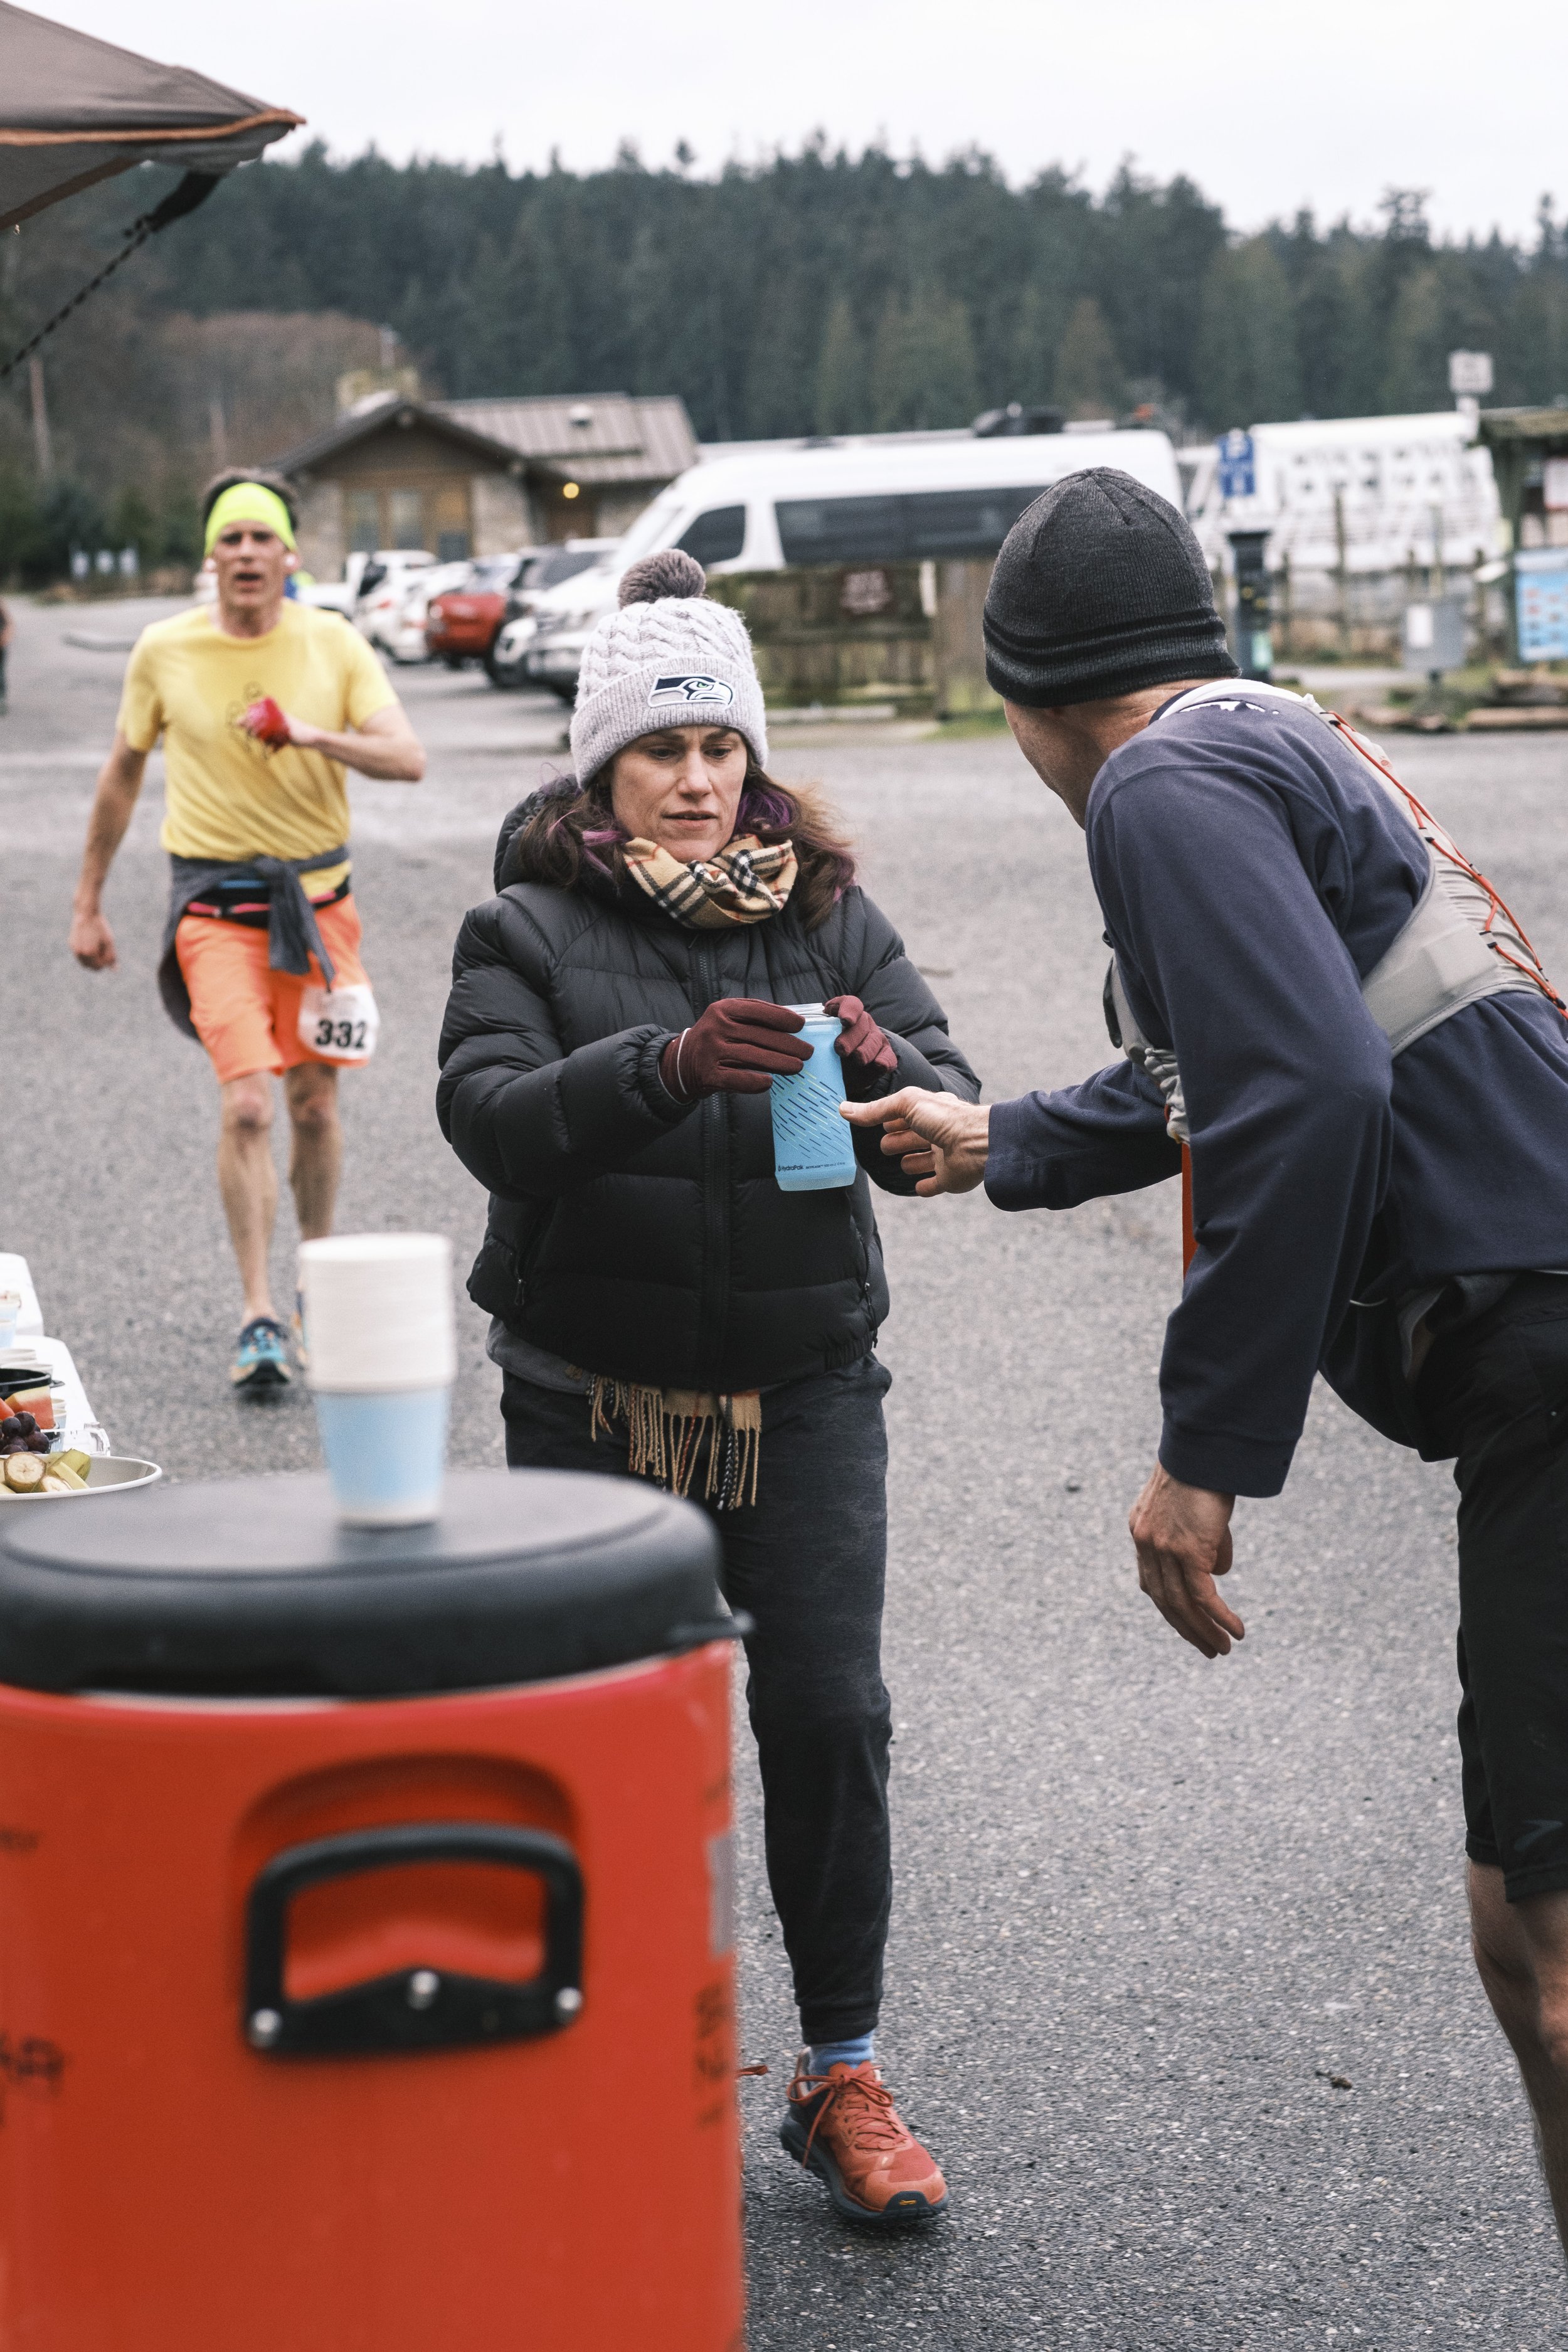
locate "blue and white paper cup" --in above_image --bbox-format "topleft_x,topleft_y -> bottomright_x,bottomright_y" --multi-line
299,1234 -> 457,1526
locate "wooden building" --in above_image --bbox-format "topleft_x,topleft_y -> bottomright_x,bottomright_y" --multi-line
1477,406 -> 1568,660
438,393 -> 697,544
270,392 -> 697,578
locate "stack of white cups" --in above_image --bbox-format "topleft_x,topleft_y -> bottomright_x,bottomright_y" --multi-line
298,1234 -> 457,1527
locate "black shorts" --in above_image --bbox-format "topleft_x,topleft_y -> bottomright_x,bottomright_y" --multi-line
1419,1273 -> 1568,1902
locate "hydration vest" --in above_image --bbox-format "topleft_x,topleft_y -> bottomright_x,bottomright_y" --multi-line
1103,679 -> 1566,1267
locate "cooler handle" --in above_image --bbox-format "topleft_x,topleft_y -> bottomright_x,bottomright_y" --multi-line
243,1821 -> 584,2060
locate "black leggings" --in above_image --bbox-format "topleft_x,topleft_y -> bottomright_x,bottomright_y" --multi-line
501,1353 -> 894,2043
1420,1275 -> 1568,1902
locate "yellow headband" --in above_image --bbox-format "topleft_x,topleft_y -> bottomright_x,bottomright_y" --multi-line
204,482 -> 296,557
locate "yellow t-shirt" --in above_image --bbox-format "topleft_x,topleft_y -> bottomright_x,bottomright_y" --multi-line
117,603 -> 398,862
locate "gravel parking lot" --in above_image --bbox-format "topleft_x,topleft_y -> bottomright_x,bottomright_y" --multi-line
3,597 -> 1565,2346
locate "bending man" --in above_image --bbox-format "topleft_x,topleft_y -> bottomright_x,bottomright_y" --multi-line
846,467 -> 1568,2248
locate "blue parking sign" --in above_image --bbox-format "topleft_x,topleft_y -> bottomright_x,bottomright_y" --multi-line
1217,430 -> 1256,501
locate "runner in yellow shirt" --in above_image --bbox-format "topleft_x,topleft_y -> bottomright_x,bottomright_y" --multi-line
69,470 -> 425,1391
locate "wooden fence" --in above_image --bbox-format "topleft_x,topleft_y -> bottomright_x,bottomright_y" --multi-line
705,560 -> 999,719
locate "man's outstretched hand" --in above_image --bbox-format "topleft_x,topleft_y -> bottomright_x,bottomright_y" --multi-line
1128,1464 -> 1242,1659
840,1088 -> 991,1195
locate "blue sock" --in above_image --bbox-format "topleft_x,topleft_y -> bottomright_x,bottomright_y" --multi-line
807,2033 -> 876,2074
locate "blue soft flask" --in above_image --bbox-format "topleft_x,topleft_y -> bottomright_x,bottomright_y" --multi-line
770,1002 -> 857,1192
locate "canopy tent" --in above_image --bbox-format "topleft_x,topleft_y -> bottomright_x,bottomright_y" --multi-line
0,1 -> 300,232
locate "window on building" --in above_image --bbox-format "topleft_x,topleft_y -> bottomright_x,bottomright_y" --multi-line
347,490 -> 379,554
388,488 -> 423,548
430,482 -> 471,566
677,505 -> 747,566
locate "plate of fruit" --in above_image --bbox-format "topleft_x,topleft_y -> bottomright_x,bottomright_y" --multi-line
0,1439 -> 161,1498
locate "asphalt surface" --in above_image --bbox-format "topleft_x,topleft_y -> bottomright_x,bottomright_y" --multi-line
3,597 -> 1566,2345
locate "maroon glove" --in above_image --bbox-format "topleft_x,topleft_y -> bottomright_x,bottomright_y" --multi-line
660,999 -> 809,1100
824,995 -> 898,1099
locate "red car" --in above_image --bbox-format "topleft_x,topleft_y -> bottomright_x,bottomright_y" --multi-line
425,553 -> 532,671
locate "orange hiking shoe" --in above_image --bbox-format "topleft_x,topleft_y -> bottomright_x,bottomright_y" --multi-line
780,2056 -> 948,2226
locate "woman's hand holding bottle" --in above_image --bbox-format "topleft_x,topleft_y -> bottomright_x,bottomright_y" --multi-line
660,999 -> 810,1100
823,994 -> 898,1098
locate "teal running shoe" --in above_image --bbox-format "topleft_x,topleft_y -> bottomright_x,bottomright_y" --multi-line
231,1315 -> 292,1391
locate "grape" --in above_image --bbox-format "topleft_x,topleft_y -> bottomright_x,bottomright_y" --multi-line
12,1412 -> 36,1436
0,1417 -> 19,1439
26,1437 -> 49,1454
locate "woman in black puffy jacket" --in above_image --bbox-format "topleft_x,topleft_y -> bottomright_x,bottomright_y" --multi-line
437,551 -> 977,2226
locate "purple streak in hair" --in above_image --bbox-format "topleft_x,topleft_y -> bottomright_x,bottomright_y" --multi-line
737,780 -> 795,834
578,808 -> 628,878
739,777 -> 854,901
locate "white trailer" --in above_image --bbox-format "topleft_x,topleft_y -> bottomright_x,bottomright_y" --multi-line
1185,411 -> 1500,577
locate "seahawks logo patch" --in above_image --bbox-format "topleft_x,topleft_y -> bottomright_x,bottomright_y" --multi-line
649,673 -> 734,709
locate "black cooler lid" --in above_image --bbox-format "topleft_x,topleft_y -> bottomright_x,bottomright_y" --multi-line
0,1468 -> 726,1698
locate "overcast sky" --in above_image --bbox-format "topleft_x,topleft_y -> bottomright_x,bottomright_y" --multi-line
41,0 -> 1566,245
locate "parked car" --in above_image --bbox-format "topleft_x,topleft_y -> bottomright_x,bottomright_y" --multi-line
481,539 -> 620,689
295,553 -> 373,617
421,552 -> 537,670
520,425 -> 1183,699
387,560 -> 469,664
352,549 -> 437,660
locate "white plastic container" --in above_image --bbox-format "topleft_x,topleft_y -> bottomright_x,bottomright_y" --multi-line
298,1234 -> 456,1527
770,1003 -> 856,1192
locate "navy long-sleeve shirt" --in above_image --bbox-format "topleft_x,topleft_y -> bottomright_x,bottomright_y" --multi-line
985,689 -> 1568,1496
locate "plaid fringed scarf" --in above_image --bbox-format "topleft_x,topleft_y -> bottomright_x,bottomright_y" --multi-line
600,830 -> 785,1502
622,832 -> 797,929
590,1377 -> 762,1510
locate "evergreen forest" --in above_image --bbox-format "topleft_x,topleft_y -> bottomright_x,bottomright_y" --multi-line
3,140 -> 1566,581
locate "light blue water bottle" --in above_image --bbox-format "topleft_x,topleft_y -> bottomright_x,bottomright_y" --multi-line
770,1002 -> 857,1192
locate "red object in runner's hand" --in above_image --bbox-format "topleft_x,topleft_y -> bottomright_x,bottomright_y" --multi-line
242,696 -> 291,748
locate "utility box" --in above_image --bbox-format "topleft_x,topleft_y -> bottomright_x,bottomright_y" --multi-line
1403,595 -> 1468,675
1228,528 -> 1273,681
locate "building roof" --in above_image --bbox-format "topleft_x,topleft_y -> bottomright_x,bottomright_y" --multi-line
435,394 -> 697,486
269,398 -> 524,479
1478,405 -> 1568,448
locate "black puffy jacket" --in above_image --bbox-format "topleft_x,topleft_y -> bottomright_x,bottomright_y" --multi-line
437,806 -> 980,1392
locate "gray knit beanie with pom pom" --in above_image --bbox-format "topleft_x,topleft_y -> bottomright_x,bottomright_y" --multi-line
569,548 -> 769,786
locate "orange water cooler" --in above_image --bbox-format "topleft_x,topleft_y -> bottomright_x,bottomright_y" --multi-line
0,1468 -> 744,2352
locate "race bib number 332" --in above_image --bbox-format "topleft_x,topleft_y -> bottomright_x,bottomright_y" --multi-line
298,981 -> 380,1064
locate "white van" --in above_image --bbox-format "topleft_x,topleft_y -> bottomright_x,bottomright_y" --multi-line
524,427 -> 1182,697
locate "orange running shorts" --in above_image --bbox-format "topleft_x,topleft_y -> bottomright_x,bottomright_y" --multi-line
176,896 -> 370,1086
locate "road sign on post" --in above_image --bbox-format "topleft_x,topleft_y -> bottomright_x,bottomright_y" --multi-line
1216,430 -> 1256,500
1227,528 -> 1272,681
1448,351 -> 1494,397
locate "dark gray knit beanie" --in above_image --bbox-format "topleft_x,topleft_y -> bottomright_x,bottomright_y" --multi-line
983,467 -> 1236,707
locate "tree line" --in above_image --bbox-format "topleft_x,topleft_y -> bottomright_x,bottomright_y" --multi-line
2,142 -> 1565,580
